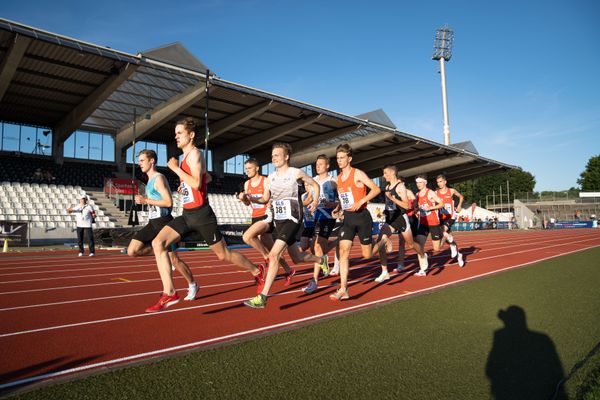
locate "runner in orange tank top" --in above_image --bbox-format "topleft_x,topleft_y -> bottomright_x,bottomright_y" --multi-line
238,158 -> 294,285
435,174 -> 465,267
413,175 -> 445,276
329,143 -> 381,301
146,117 -> 266,312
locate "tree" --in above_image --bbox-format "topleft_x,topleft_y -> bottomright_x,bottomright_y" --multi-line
577,155 -> 600,191
454,169 -> 536,207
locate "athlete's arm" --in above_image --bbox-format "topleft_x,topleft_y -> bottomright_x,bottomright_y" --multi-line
349,169 -> 381,211
297,169 -> 319,213
391,183 -> 410,209
167,149 -> 204,190
427,191 -> 445,211
248,178 -> 271,204
139,175 -> 173,208
452,188 -> 464,212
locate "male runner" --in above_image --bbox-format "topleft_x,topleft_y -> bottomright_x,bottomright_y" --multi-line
435,174 -> 465,267
413,175 -> 444,276
147,117 -> 265,312
127,149 -> 198,301
329,143 -> 381,300
243,143 -> 328,309
239,158 -> 295,285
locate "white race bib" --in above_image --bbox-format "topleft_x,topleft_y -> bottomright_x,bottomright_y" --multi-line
249,194 -> 264,209
273,199 -> 292,220
148,205 -> 161,219
339,191 -> 355,211
181,182 -> 193,205
441,203 -> 453,215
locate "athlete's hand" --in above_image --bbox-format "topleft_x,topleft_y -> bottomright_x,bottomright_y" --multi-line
134,195 -> 146,205
177,182 -> 184,194
167,157 -> 179,171
308,200 -> 318,214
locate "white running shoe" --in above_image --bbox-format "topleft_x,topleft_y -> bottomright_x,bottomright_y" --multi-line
414,270 -> 427,277
450,244 -> 458,258
374,271 -> 390,283
78,252 -> 83,257
330,261 -> 340,276
89,253 -> 95,257
419,253 -> 429,270
457,253 -> 465,268
171,265 -> 176,272
185,282 -> 198,301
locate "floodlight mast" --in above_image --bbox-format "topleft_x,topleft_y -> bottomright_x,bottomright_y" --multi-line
432,26 -> 454,146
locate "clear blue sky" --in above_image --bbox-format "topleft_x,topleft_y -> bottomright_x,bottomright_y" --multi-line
2,0 -> 599,191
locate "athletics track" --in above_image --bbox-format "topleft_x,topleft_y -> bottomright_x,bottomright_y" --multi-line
1,228 -> 599,394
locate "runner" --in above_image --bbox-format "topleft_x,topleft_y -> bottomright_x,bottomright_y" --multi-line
239,158 -> 295,285
413,175 -> 444,276
329,143 -> 381,300
299,182 -> 316,253
126,149 -> 198,301
147,117 -> 265,313
372,166 -> 424,282
243,142 -> 328,309
303,154 -> 341,294
435,174 -> 465,267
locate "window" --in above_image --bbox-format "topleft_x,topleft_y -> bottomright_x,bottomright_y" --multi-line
224,154 -> 248,175
0,123 -> 53,155
64,130 -> 115,162
2,123 -> 20,152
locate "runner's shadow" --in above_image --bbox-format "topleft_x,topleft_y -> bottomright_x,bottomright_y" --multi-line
203,302 -> 246,314
197,283 -> 256,300
278,279 -> 365,311
351,273 -> 405,300
0,354 -> 104,395
388,265 -> 422,285
485,305 -> 567,400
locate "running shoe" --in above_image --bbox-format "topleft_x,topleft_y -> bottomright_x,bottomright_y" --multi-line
244,294 -> 267,309
185,282 -> 198,301
329,288 -> 350,301
330,261 -> 340,276
303,278 -> 318,294
374,271 -> 390,283
414,270 -> 427,277
78,252 -> 83,257
284,268 -> 296,286
89,253 -> 95,257
395,264 -> 405,273
450,244 -> 458,258
171,264 -> 176,272
319,255 -> 329,277
145,292 -> 180,313
457,253 -> 465,268
254,264 -> 266,294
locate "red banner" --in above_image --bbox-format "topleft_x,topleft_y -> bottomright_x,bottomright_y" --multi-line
104,178 -> 138,195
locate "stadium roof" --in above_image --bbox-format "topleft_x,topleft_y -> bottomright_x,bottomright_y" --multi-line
0,18 -> 516,182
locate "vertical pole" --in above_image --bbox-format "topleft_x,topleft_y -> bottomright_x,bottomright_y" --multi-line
500,185 -> 503,213
439,58 -> 450,145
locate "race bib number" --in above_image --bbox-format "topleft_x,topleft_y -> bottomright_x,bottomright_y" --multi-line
148,205 -> 160,219
273,199 -> 292,220
339,191 -> 355,210
181,182 -> 193,205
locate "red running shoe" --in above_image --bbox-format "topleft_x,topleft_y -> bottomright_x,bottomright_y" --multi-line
255,264 -> 266,294
284,268 -> 296,286
145,292 -> 180,313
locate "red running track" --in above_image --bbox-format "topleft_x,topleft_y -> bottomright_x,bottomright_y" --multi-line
1,229 -> 599,393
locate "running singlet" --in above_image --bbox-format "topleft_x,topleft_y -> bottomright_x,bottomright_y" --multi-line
302,191 -> 315,227
436,188 -> 455,221
180,151 -> 208,209
246,176 -> 268,219
384,182 -> 406,214
315,174 -> 337,220
336,168 -> 367,211
418,189 -> 440,226
268,167 -> 301,223
146,173 -> 172,219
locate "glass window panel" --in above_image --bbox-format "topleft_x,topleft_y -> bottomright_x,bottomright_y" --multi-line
157,144 -> 167,167
63,132 -> 75,158
20,126 -> 36,154
75,131 -> 88,159
102,134 -> 115,162
89,133 -> 103,160
2,123 -> 20,151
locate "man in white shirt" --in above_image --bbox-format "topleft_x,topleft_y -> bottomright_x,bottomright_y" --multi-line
67,197 -> 96,257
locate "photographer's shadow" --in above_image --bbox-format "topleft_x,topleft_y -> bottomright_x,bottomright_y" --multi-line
485,305 -> 567,400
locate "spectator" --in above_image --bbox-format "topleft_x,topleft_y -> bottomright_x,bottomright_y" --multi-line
67,197 -> 96,257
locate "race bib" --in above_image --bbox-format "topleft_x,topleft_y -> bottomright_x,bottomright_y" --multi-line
181,182 -> 193,205
339,191 -> 355,210
273,199 -> 292,220
441,203 -> 453,215
148,205 -> 160,219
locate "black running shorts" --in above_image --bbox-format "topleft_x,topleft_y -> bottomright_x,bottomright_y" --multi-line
168,205 -> 222,246
274,220 -> 301,246
441,218 -> 455,232
316,218 -> 337,239
133,215 -> 173,245
415,223 -> 443,241
251,214 -> 274,234
339,208 -> 373,245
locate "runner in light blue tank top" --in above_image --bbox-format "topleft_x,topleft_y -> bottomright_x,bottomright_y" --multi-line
146,173 -> 172,219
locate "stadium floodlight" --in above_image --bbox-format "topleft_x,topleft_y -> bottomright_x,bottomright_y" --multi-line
432,26 -> 454,146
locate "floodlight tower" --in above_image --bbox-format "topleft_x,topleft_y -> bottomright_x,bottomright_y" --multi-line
432,26 -> 454,145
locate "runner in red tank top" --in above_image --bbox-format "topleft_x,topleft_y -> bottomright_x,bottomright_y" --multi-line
413,175 -> 445,276
329,143 -> 381,301
145,117 -> 265,312
436,174 -> 465,267
238,158 -> 293,285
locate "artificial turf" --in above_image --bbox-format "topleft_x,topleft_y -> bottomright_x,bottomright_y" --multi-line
9,246 -> 600,400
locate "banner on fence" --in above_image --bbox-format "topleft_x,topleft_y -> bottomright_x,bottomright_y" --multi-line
0,221 -> 28,246
104,178 -> 138,195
